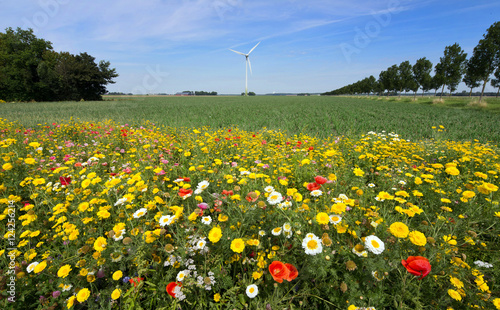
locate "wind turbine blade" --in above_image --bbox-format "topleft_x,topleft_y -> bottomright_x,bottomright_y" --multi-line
229,49 -> 246,56
248,41 -> 260,54
248,57 -> 252,75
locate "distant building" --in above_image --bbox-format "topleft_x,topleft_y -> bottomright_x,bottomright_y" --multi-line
175,91 -> 194,96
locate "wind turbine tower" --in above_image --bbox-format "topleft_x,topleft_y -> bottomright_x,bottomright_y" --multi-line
229,42 -> 260,96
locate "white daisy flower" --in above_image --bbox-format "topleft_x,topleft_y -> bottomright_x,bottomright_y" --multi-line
159,215 -> 175,227
282,223 -> 292,232
196,239 -> 207,250
264,186 -> 275,193
364,235 -> 385,255
197,180 -> 210,191
114,197 -> 128,206
271,227 -> 282,236
329,214 -> 342,225
282,201 -> 292,208
310,189 -> 322,197
246,284 -> 259,298
368,183 -> 376,188
338,194 -> 349,201
258,230 -> 266,237
61,284 -> 73,292
201,216 -> 212,225
133,208 -> 147,218
240,170 -> 250,175
194,188 -> 203,195
352,245 -> 368,257
267,191 -> 283,205
284,230 -> 293,239
112,229 -> 126,241
302,233 -> 322,255
27,262 -> 39,273
176,270 -> 189,282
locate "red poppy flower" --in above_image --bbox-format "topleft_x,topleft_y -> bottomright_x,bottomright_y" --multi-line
166,282 -> 182,298
268,261 -> 290,283
129,277 -> 144,287
314,176 -> 328,185
178,188 -> 193,197
59,176 -> 71,186
402,256 -> 431,279
307,182 -> 321,191
284,263 -> 298,281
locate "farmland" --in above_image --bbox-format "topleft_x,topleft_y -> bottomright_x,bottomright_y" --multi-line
1,95 -> 500,143
0,95 -> 499,310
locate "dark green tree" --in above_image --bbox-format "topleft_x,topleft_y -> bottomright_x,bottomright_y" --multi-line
491,69 -> 500,98
435,43 -> 467,98
387,64 -> 400,95
398,61 -> 414,97
0,27 -> 118,101
468,22 -> 500,103
463,58 -> 482,97
412,57 -> 433,96
0,27 -> 53,101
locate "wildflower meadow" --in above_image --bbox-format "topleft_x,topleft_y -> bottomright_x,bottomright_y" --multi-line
0,98 -> 499,310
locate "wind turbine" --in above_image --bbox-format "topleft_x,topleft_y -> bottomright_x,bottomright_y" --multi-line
229,42 -> 260,96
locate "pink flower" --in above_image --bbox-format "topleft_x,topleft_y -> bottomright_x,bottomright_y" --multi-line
197,203 -> 209,210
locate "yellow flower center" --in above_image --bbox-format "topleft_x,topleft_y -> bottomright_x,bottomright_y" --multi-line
307,239 -> 318,249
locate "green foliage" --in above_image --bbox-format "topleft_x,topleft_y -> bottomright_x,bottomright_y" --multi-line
435,43 -> 468,96
0,117 -> 499,309
1,96 -> 500,144
413,58 -> 433,96
0,27 -> 118,102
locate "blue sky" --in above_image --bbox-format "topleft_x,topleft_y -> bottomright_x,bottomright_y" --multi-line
1,0 -> 499,94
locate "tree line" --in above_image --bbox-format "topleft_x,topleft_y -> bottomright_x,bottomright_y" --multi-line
0,28 -> 118,102
323,22 -> 500,102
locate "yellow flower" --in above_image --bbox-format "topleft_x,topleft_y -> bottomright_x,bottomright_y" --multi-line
24,158 -> 36,165
57,264 -> 72,278
2,163 -> 13,170
81,179 -> 91,189
93,237 -> 107,252
97,209 -> 111,219
408,230 -> 427,246
111,289 -> 121,300
80,268 -> 89,276
389,222 -> 409,238
208,226 -> 222,243
34,260 -> 47,273
353,168 -> 364,176
188,212 -> 198,221
218,214 -> 229,222
316,212 -> 330,225
112,270 -> 123,280
462,190 -> 475,199
450,276 -> 464,289
482,182 -> 498,192
230,238 -> 245,253
492,298 -> 500,309
252,270 -> 263,280
67,295 -> 76,309
445,167 -> 460,175
77,288 -> 91,302
448,289 -> 462,301
214,293 -> 221,302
